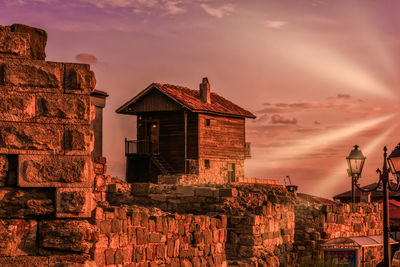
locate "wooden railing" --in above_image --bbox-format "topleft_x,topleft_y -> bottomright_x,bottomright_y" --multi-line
125,139 -> 147,155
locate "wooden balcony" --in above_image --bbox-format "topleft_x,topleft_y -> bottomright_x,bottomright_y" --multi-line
125,139 -> 148,155
245,142 -> 251,159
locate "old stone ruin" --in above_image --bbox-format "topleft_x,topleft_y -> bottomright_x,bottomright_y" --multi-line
0,24 -> 386,266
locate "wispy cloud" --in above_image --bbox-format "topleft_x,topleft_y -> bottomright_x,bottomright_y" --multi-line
75,53 -> 98,64
261,20 -> 288,29
256,94 -> 399,119
76,0 -> 186,15
3,0 -> 53,6
271,114 -> 297,124
200,3 -> 235,18
163,0 -> 185,15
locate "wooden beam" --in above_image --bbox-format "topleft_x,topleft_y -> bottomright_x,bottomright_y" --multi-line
184,110 -> 187,174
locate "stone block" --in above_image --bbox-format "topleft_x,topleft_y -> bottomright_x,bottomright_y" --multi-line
176,185 -> 195,196
136,227 -> 148,245
0,256 -> 48,267
0,30 -> 30,58
48,254 -> 91,266
195,187 -> 215,197
0,155 -> 8,186
10,24 -> 47,60
219,188 -> 238,198
158,174 -> 180,184
64,63 -> 96,94
94,162 -> 106,174
149,194 -> 168,202
93,156 -> 106,164
0,188 -> 54,218
56,188 -> 94,218
105,248 -> 115,265
111,219 -> 122,233
131,183 -> 154,196
35,93 -> 90,124
0,219 -> 37,256
1,59 -> 63,89
39,220 -> 98,253
0,122 -> 63,154
0,92 -> 35,122
93,248 -> 106,266
94,174 -> 107,192
18,155 -> 91,187
64,125 -> 93,155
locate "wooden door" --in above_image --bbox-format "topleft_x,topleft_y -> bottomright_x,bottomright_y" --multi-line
147,121 -> 159,154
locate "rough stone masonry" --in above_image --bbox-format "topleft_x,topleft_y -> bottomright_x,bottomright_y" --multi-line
0,24 -> 384,267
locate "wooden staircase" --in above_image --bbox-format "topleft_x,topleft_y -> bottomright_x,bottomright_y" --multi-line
151,153 -> 175,174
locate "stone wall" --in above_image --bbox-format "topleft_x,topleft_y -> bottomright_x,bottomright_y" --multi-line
108,183 -> 297,266
197,158 -> 244,184
294,195 -> 383,261
92,205 -> 227,266
0,24 -> 98,266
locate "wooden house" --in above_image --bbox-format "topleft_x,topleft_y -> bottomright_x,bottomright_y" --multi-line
116,78 -> 256,184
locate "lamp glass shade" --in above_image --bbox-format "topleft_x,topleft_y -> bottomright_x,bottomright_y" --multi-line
346,145 -> 366,176
388,143 -> 400,175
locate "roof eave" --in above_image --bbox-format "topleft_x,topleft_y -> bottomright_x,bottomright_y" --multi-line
193,109 -> 256,119
116,83 -> 196,114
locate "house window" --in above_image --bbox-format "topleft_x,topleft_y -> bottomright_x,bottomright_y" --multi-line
204,159 -> 210,169
205,119 -> 211,127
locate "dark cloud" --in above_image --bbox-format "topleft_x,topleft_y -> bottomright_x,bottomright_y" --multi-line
270,114 -> 297,124
257,99 -> 358,114
75,53 -> 98,64
337,93 -> 352,99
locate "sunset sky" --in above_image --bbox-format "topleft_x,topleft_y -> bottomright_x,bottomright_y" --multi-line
1,0 -> 400,198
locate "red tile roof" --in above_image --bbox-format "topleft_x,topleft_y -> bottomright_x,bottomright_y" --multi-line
390,200 -> 400,223
116,83 -> 256,118
333,182 -> 400,200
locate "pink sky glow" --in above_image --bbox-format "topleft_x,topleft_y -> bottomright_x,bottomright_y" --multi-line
2,0 -> 400,198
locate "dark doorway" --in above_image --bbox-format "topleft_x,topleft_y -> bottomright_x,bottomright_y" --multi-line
147,121 -> 159,154
228,163 -> 236,183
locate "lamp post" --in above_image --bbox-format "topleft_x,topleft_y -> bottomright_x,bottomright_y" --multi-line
346,145 -> 366,203
346,144 -> 400,267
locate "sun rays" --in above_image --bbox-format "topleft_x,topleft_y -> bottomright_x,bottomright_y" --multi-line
264,32 -> 395,99
252,114 -> 396,168
309,123 -> 398,196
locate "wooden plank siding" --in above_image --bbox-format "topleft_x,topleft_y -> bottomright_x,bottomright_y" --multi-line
198,114 -> 245,160
128,88 -> 182,113
187,111 -> 198,159
138,111 -> 186,173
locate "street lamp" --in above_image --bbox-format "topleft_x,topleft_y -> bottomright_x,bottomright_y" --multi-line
388,143 -> 400,179
346,145 -> 366,203
346,144 -> 400,267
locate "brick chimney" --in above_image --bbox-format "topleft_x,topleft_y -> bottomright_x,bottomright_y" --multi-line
199,77 -> 211,104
